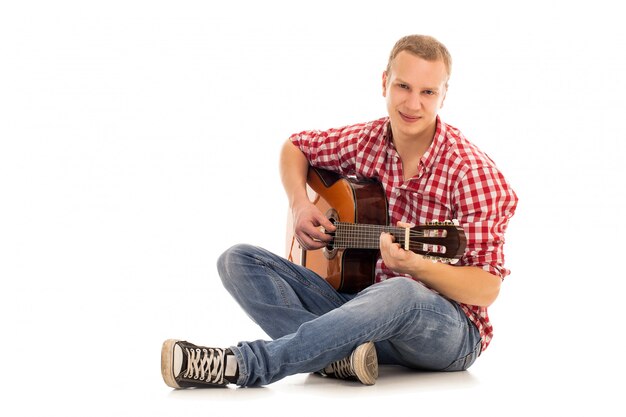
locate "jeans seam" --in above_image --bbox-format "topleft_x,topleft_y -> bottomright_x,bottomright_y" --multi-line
252,253 -> 344,306
229,345 -> 248,386
263,264 -> 292,307
272,303 -> 462,371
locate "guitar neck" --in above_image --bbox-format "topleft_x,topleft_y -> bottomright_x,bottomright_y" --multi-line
331,221 -> 464,263
332,222 -> 407,249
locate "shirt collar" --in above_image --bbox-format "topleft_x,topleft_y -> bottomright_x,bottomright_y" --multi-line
420,115 -> 446,172
383,115 -> 447,173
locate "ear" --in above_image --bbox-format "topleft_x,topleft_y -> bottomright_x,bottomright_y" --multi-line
382,71 -> 388,97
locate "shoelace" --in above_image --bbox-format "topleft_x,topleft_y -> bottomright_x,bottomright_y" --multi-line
327,355 -> 355,379
184,347 -> 226,384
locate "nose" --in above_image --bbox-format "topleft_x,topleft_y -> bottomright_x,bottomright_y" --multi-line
405,91 -> 422,111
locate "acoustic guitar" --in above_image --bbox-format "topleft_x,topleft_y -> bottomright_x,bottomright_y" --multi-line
286,167 -> 467,293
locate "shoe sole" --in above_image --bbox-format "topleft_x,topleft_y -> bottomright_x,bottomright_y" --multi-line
161,339 -> 181,389
352,342 -> 378,385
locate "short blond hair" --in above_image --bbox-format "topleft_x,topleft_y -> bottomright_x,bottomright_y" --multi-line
386,35 -> 452,81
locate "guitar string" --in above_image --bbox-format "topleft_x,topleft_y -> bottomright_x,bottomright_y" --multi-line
331,223 -> 447,238
330,222 -> 448,252
331,223 -> 438,236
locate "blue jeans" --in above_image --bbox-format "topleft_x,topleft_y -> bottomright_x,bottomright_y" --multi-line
217,244 -> 482,386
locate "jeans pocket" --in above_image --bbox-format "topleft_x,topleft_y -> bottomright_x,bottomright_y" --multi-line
441,340 -> 482,372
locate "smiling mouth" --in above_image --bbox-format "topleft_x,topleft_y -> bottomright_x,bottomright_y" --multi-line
399,111 -> 421,122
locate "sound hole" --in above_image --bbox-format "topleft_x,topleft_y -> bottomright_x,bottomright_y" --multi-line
323,209 -> 338,259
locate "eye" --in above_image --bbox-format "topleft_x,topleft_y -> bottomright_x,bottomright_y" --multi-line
423,90 -> 436,96
398,83 -> 410,90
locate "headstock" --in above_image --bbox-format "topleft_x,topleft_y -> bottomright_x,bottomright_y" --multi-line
408,220 -> 466,263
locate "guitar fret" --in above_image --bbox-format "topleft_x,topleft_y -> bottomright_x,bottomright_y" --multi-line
333,222 -> 406,249
331,221 -> 458,258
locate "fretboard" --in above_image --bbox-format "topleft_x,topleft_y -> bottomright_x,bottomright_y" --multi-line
331,222 -> 407,249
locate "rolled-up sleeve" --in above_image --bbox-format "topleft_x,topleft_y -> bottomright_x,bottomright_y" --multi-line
454,165 -> 518,279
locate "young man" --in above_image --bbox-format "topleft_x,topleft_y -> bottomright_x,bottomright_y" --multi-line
161,35 -> 518,388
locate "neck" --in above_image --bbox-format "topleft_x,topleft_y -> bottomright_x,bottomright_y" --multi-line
391,122 -> 436,162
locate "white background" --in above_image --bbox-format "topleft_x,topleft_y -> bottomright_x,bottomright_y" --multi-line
1,0 -> 624,415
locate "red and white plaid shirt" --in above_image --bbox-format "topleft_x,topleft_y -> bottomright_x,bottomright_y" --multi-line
290,116 -> 518,351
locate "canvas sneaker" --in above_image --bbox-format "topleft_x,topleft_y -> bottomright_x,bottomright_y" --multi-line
161,339 -> 238,388
319,341 -> 378,385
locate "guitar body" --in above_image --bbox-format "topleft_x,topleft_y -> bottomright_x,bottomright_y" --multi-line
286,167 -> 389,293
286,167 -> 466,293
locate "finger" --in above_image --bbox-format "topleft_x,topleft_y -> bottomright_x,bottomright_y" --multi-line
304,223 -> 333,243
397,221 -> 415,228
296,232 -> 327,250
389,242 -> 404,257
380,231 -> 395,243
315,213 -> 336,232
302,219 -> 335,242
381,232 -> 405,255
379,232 -> 394,252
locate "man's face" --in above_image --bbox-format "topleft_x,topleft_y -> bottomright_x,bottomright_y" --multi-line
382,51 -> 448,142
